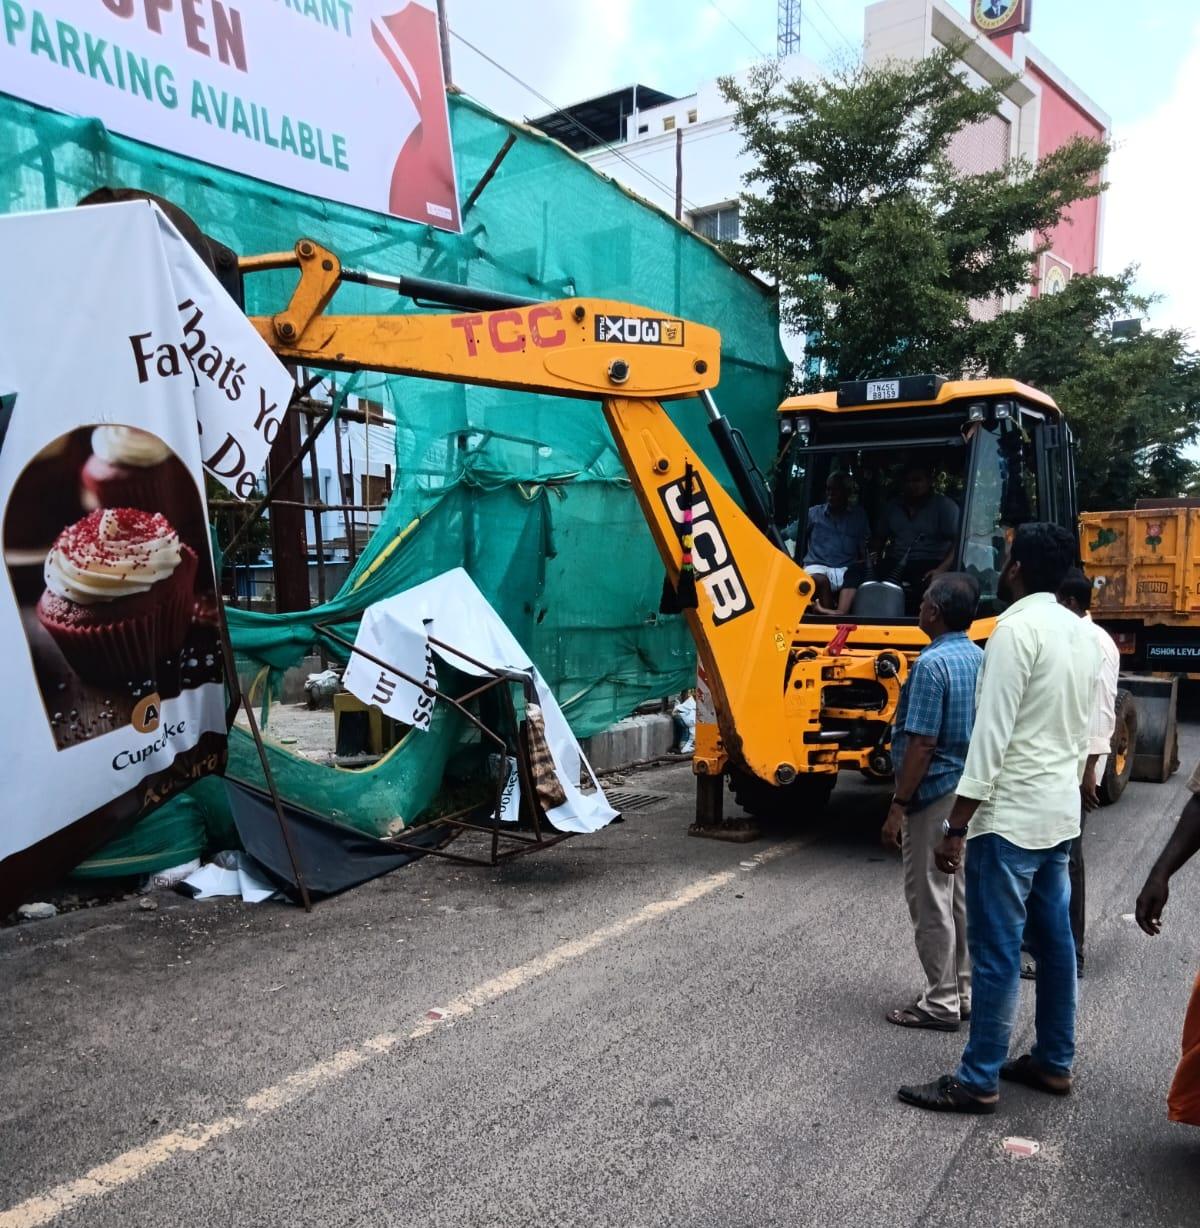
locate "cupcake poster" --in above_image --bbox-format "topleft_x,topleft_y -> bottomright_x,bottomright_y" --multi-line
0,203 -> 289,911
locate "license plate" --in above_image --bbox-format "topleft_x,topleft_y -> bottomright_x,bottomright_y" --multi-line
866,379 -> 900,402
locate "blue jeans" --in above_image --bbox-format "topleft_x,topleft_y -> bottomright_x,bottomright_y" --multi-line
956,833 -> 1077,1095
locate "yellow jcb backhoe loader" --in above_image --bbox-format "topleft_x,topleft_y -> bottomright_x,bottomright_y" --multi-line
230,235 -> 1112,837
104,180 -> 1161,838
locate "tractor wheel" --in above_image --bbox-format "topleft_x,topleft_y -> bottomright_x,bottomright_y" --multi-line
1098,689 -> 1137,806
729,771 -> 836,821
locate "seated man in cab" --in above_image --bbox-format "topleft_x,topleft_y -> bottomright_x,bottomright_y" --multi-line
876,463 -> 960,603
801,472 -> 871,615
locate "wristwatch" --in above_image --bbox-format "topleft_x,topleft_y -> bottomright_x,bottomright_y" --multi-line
891,795 -> 912,809
942,820 -> 969,839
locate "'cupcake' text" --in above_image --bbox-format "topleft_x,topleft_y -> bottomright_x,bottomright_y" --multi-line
112,718 -> 187,770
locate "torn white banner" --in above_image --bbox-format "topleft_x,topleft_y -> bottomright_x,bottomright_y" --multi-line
146,203 -> 296,498
493,754 -> 522,823
342,611 -> 437,731
181,854 -> 277,903
343,569 -> 616,834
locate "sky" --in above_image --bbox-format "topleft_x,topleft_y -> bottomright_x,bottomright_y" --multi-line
443,0 -> 1200,340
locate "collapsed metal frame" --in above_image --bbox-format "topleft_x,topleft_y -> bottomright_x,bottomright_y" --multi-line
314,624 -> 576,868
202,126 -> 579,884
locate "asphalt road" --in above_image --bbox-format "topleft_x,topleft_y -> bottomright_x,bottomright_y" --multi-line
2,731 -> 1198,1227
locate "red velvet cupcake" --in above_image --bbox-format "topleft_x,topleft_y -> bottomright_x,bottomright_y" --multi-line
36,508 -> 198,687
81,426 -> 207,555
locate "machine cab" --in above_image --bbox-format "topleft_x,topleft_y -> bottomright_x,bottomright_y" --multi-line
774,375 -> 1077,620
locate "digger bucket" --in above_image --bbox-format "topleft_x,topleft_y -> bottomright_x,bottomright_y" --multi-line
1123,675 -> 1179,783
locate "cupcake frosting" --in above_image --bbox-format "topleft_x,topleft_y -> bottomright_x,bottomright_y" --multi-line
44,508 -> 183,604
90,426 -> 171,468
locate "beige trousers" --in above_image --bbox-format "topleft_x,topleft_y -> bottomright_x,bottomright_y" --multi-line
902,791 -> 971,1022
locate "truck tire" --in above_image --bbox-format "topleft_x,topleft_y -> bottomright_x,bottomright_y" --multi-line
729,771 -> 835,821
1098,689 -> 1137,806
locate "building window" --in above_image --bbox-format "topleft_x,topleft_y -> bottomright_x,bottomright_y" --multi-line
691,203 -> 740,243
687,109 -> 698,124
358,395 -> 387,424
361,472 -> 392,508
340,474 -> 354,504
637,124 -> 648,135
663,115 -> 676,131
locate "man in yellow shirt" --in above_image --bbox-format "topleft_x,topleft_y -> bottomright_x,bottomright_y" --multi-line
898,523 -> 1098,1113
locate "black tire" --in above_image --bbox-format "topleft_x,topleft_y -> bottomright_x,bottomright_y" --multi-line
729,771 -> 836,821
1098,690 -> 1137,806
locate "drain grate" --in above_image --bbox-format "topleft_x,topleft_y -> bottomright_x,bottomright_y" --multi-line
605,789 -> 671,813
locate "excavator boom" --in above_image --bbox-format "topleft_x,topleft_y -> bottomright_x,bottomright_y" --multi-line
246,240 -> 721,401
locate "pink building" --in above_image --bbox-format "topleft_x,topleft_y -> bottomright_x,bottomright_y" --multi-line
866,0 -> 1110,301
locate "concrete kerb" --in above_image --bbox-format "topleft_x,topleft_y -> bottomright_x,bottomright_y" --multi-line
582,713 -> 677,774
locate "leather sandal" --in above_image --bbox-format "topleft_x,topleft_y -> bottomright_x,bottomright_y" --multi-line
885,1004 -> 960,1032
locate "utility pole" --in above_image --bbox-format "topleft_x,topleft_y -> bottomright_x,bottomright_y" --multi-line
674,128 -> 683,221
778,0 -> 801,57
436,0 -> 453,87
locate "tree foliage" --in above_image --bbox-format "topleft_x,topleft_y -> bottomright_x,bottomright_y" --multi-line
977,272 -> 1200,509
206,474 -> 269,567
721,51 -> 1199,503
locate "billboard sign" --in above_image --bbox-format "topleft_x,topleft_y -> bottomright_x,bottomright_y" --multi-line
0,201 -> 293,912
0,1 -> 461,231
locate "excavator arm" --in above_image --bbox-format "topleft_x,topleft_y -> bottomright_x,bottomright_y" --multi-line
244,239 -> 720,401
243,240 -> 888,791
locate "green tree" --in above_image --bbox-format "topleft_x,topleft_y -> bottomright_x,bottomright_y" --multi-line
976,271 -> 1200,509
206,475 -> 269,567
722,51 -> 1200,503
721,50 -> 1109,383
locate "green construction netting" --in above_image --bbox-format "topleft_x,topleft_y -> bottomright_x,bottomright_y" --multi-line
0,90 -> 789,876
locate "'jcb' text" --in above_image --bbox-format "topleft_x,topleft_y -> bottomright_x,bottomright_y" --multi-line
659,473 -> 753,625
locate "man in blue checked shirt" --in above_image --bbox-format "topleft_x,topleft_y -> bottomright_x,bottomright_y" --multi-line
881,573 -> 983,1032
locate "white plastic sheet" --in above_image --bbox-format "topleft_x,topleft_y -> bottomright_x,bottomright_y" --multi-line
181,853 -> 277,904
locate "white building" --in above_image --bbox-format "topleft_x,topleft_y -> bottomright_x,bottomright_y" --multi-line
531,58 -> 818,258
531,0 -> 1109,340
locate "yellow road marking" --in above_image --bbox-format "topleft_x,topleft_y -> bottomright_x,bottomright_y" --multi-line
0,844 -> 794,1228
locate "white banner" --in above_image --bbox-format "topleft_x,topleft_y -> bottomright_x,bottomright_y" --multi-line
343,606 -> 437,732
148,203 -> 296,496
0,201 -> 277,908
0,0 -> 461,230
342,569 -> 617,834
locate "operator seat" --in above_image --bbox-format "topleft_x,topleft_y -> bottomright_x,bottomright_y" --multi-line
850,580 -> 906,619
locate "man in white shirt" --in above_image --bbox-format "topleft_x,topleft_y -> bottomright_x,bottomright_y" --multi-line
898,523 -> 1099,1114
1021,568 -> 1119,979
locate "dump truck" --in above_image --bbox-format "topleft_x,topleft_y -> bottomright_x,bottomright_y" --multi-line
1078,501 -> 1191,800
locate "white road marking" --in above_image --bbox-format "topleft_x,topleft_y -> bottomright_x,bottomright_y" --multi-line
0,844 -> 794,1228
